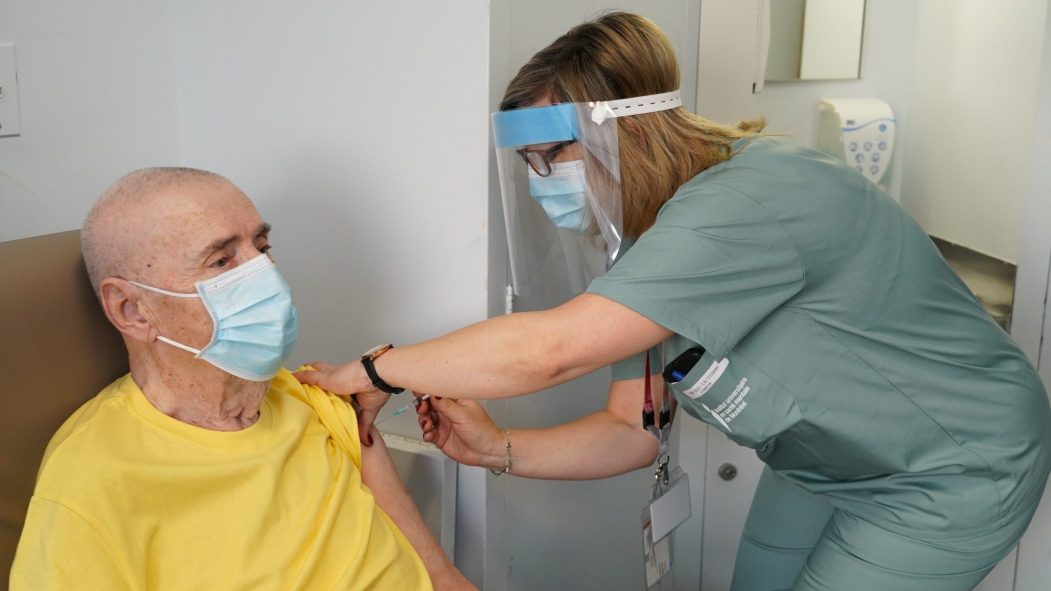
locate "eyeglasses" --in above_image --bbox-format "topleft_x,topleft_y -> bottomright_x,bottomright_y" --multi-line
516,139 -> 577,177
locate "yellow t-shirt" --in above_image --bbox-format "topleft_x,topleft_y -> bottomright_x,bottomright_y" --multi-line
10,369 -> 432,590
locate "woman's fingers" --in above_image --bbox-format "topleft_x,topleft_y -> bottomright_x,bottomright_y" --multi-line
293,361 -> 363,396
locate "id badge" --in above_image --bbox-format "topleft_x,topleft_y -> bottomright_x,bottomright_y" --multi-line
649,466 -> 690,542
641,507 -> 671,588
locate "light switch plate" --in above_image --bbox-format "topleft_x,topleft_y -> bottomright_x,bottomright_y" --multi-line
0,42 -> 22,137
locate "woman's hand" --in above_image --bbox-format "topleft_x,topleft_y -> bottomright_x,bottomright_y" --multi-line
417,397 -> 505,470
294,361 -> 390,445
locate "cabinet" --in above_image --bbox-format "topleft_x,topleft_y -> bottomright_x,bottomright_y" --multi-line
671,418 -> 764,590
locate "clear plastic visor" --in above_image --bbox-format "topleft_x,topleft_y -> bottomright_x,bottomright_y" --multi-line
492,103 -> 623,299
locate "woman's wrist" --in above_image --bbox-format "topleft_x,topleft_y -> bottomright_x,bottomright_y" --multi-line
354,359 -> 377,392
480,447 -> 505,471
360,345 -> 405,394
485,429 -> 512,475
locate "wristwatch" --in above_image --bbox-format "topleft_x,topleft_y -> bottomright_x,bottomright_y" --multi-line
361,344 -> 404,394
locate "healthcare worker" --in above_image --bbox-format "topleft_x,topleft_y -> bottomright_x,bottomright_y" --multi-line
296,12 -> 1051,590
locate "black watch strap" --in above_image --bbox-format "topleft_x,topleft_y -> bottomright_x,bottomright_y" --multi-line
361,349 -> 404,394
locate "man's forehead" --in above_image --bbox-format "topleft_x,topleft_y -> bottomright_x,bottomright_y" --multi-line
133,182 -> 264,262
164,178 -> 249,213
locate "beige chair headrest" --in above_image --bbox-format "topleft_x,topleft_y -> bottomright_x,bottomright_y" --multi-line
0,229 -> 128,581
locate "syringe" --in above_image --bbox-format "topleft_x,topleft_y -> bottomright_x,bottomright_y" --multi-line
375,394 -> 432,425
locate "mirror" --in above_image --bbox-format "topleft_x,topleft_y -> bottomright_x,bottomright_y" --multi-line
766,0 -> 866,81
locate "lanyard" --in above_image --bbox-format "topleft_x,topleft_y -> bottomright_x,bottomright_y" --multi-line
643,351 -> 673,486
640,348 -> 691,588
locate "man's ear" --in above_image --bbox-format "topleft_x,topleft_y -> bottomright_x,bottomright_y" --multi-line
98,278 -> 155,344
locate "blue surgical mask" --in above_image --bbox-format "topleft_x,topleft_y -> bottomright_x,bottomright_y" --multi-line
129,253 -> 298,381
528,160 -> 588,231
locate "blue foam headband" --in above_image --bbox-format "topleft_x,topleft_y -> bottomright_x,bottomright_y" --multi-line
492,104 -> 580,148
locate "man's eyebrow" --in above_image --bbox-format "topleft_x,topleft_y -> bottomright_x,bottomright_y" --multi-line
198,234 -> 239,260
196,223 -> 273,261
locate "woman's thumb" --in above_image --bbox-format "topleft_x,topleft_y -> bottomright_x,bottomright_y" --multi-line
293,369 -> 322,387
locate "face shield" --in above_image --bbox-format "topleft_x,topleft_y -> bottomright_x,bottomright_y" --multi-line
492,90 -> 682,298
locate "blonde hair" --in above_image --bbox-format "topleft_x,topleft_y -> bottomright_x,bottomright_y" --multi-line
501,12 -> 765,238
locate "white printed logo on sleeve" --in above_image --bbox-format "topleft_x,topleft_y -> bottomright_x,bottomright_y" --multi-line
682,357 -> 729,399
670,350 -> 804,449
699,377 -> 751,433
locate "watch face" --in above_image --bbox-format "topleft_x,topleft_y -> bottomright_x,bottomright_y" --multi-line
363,344 -> 393,360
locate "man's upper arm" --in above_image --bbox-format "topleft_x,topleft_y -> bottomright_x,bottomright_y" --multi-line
357,429 -> 403,494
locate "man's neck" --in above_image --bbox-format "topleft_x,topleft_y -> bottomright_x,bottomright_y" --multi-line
130,356 -> 269,431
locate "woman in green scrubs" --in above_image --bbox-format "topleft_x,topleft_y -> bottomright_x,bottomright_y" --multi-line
297,12 -> 1051,590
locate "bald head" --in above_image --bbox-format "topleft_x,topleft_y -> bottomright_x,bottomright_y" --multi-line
81,167 -> 251,296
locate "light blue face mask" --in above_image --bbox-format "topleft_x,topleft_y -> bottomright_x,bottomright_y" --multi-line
128,253 -> 298,381
528,160 -> 588,231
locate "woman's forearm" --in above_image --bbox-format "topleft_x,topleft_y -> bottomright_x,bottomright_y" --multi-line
293,296 -> 670,441
375,311 -> 570,399
473,410 -> 660,480
373,293 -> 670,400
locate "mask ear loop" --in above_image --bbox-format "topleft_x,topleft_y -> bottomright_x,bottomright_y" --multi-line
155,336 -> 203,356
125,279 -> 206,356
125,279 -> 200,298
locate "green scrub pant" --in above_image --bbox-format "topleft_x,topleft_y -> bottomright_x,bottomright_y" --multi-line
730,468 -> 1004,591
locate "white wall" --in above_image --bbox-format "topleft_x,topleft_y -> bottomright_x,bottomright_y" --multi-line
167,2 -> 492,430
753,0 -> 919,200
900,0 -> 1048,263
1012,4 -> 1051,589
0,0 -> 180,242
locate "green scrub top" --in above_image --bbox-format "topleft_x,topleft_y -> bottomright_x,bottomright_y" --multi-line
589,136 -> 1051,544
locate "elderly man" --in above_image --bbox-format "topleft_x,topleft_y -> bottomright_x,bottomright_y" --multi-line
10,168 -> 472,590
